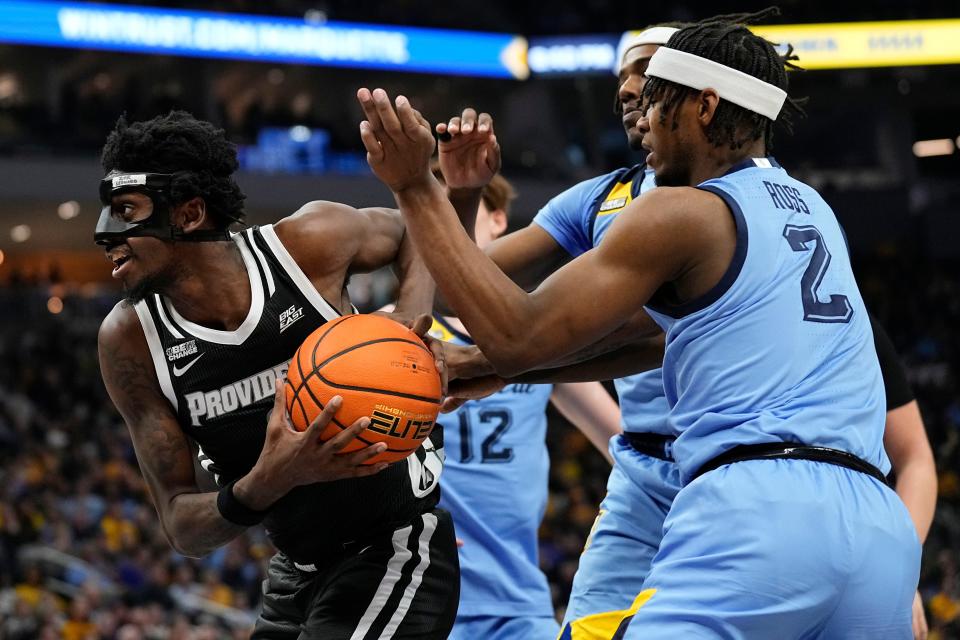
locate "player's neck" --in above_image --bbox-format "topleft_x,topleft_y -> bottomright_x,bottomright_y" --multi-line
163,242 -> 251,331
688,138 -> 767,186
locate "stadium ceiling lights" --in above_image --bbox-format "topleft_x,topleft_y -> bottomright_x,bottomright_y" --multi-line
10,224 -> 31,242
912,139 -> 955,157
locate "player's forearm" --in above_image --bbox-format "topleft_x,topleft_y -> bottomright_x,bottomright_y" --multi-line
394,179 -> 544,374
542,314 -> 663,368
511,337 -> 665,383
163,459 -> 297,557
391,222 -> 436,316
448,186 -> 482,241
429,187 -> 483,317
484,228 -> 572,292
894,457 -> 937,543
163,491 -> 249,558
447,330 -> 664,385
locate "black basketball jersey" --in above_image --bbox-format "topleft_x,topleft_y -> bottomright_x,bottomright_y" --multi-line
134,225 -> 444,565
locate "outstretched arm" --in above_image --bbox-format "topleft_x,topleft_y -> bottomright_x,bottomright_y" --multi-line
441,333 -> 664,413
393,178 -> 664,376
434,106 -> 577,290
484,225 -> 574,291
390,211 -> 435,317
513,331 -> 665,382
279,98 -> 508,319
434,107 -> 501,241
445,318 -> 664,384
356,89 -> 720,377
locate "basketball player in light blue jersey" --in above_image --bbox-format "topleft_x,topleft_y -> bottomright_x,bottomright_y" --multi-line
357,11 -> 921,638
432,18 -> 934,639
435,25 -> 683,638
527,28 -> 679,637
427,169 -> 622,640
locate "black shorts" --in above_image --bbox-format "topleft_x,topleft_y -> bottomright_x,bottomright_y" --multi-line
252,508 -> 459,640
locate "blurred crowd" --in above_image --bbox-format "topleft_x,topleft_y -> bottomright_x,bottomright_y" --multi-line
0,45 -> 597,181
0,250 -> 959,638
0,288 -> 266,639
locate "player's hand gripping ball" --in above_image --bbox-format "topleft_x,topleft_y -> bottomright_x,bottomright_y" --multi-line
285,314 -> 442,465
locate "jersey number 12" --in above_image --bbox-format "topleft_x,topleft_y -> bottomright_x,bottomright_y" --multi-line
458,409 -> 514,463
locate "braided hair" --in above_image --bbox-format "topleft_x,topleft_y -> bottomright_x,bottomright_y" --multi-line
641,7 -> 807,153
101,111 -> 246,229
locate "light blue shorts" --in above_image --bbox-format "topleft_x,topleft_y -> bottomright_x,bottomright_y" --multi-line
449,613 -> 559,640
559,434 -> 682,636
621,458 -> 921,639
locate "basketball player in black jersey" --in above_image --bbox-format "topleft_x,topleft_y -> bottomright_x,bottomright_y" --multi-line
94,111 -> 488,639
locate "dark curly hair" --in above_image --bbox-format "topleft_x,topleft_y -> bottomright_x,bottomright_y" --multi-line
101,111 -> 246,229
641,7 -> 807,154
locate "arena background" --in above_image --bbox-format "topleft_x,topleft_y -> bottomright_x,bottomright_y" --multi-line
1,1 -> 959,638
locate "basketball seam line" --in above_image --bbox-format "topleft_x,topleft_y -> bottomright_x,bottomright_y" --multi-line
297,320 -> 350,429
293,371 -> 419,454
313,336 -> 435,373
302,314 -> 365,433
309,314 -> 365,376
314,371 -> 441,405
291,328 -> 358,436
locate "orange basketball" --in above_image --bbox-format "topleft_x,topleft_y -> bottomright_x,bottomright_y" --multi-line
285,314 -> 442,464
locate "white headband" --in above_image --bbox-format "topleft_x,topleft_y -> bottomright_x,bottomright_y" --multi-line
614,27 -> 679,74
645,47 -> 787,121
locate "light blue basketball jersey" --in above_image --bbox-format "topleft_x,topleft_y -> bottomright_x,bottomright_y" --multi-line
533,165 -> 669,434
430,317 -> 556,617
644,157 -> 888,483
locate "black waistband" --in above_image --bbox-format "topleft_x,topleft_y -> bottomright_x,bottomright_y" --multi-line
285,518 -> 408,572
624,432 -> 676,461
693,442 -> 889,486
624,434 -> 889,486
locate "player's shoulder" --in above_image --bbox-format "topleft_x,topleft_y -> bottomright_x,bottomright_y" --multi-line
272,200 -> 373,275
623,185 -> 726,227
275,200 -> 400,245
599,187 -> 731,259
538,164 -> 644,224
576,164 -> 643,194
97,301 -> 172,417
97,301 -> 152,374
274,200 -> 360,240
98,300 -> 140,346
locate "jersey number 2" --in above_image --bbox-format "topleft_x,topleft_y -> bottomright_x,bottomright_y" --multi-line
782,225 -> 853,323
458,410 -> 513,463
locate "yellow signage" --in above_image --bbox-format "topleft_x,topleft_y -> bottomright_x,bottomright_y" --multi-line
621,20 -> 960,70
752,19 -> 960,69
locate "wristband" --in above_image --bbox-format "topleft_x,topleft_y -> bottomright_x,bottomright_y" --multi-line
217,479 -> 270,527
